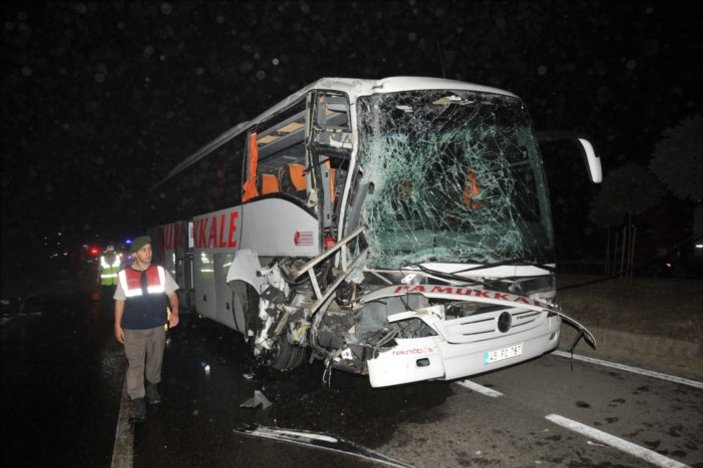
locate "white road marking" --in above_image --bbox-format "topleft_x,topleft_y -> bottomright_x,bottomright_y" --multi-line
456,379 -> 504,398
110,379 -> 133,468
551,350 -> 703,389
545,414 -> 689,468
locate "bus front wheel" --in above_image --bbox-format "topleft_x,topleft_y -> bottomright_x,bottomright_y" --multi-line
258,333 -> 306,371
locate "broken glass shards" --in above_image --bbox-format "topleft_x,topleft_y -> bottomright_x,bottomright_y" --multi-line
356,90 -> 554,269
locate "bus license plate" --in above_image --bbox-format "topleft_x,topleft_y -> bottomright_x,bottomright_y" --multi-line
484,343 -> 523,364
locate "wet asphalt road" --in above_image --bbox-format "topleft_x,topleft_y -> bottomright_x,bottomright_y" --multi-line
0,292 -> 435,467
2,291 -> 701,467
132,312 -> 450,467
1,292 -> 123,467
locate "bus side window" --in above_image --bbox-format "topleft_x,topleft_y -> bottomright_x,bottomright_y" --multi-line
315,95 -> 350,131
279,163 -> 307,198
259,173 -> 279,195
223,135 -> 244,207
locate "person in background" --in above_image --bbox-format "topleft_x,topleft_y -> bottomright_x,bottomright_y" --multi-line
97,245 -> 121,306
113,235 -> 180,423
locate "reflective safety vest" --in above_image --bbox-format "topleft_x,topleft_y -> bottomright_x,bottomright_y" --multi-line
117,265 -> 166,297
118,265 -> 169,330
100,255 -> 121,286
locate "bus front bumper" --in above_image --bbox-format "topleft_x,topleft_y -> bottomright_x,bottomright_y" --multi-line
367,314 -> 561,388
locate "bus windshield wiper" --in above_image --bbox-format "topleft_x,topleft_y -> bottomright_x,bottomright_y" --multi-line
451,257 -> 556,275
414,264 -> 490,288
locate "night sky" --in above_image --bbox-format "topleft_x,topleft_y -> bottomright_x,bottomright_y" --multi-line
2,1 -> 701,277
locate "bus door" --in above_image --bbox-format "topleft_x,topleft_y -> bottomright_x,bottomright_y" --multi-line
172,221 -> 193,312
309,92 -> 353,242
192,207 -> 242,327
151,221 -> 193,312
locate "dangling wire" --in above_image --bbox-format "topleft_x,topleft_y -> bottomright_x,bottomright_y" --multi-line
321,348 -> 343,388
322,358 -> 333,387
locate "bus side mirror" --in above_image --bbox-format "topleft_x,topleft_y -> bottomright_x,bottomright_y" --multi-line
537,132 -> 602,184
577,138 -> 602,183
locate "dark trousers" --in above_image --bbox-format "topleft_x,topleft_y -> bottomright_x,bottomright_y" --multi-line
100,285 -> 116,312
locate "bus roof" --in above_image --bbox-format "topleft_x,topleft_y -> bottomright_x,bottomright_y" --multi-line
152,77 -> 517,189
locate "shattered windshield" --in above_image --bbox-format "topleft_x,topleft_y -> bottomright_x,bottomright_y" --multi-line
357,90 -> 554,269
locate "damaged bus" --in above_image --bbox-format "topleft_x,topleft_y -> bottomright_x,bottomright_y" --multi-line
150,77 -> 601,387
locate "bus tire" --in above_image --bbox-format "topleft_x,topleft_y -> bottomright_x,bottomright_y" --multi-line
261,335 -> 306,371
239,282 -> 305,371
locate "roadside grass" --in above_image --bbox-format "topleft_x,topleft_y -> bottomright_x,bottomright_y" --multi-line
557,274 -> 703,344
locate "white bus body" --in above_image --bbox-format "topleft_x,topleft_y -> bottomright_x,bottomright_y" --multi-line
151,77 -> 600,387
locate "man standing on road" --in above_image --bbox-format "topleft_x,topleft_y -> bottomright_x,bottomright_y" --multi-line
98,245 -> 121,309
113,235 -> 180,423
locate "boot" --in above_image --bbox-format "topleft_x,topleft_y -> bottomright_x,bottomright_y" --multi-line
146,382 -> 161,404
130,397 -> 146,423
